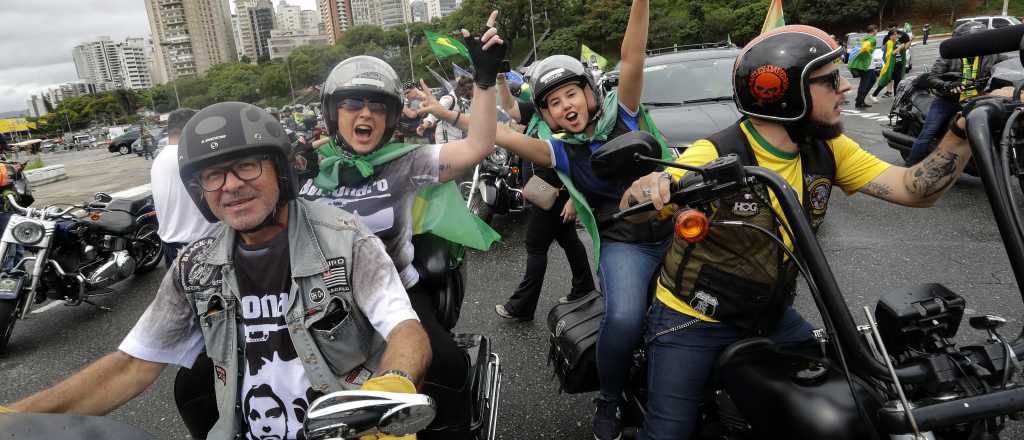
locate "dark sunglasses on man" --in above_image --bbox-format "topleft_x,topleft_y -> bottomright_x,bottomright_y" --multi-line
807,69 -> 841,92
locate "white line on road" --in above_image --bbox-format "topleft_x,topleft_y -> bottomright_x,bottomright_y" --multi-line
31,300 -> 65,314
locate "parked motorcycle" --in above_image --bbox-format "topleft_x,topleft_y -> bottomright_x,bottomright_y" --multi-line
461,147 -> 525,224
0,190 -> 164,352
551,100 -> 1024,438
883,55 -> 1023,173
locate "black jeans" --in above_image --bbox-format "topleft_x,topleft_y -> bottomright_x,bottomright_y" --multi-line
855,69 -> 878,105
873,62 -> 905,97
504,193 -> 596,318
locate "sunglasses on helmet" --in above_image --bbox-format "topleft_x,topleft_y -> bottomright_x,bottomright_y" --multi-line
338,98 -> 389,114
807,70 -> 841,92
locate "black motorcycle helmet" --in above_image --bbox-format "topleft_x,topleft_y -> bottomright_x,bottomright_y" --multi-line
733,25 -> 844,123
321,56 -> 404,149
178,101 -> 299,223
529,55 -> 603,125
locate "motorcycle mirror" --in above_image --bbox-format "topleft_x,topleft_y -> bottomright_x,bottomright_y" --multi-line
591,131 -> 661,182
94,192 -> 112,203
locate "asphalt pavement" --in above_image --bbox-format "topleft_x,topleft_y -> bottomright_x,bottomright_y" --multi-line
2,39 -> 1023,439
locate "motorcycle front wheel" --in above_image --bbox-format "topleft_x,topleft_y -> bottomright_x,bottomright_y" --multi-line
0,298 -> 20,352
132,222 -> 164,273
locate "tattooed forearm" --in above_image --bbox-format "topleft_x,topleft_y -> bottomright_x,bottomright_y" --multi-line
438,162 -> 453,172
905,149 -> 960,199
861,181 -> 893,198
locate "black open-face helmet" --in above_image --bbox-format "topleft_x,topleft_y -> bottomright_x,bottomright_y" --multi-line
733,25 -> 844,123
321,56 -> 404,149
178,102 -> 298,222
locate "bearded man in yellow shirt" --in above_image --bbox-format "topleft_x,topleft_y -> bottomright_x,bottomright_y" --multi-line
621,25 -> 992,440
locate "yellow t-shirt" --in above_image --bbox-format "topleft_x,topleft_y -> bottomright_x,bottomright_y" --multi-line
657,120 -> 892,320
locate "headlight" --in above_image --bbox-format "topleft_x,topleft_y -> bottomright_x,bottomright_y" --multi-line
489,149 -> 508,163
12,221 -> 44,245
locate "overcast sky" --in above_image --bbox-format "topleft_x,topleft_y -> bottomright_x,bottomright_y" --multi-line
0,0 -> 319,114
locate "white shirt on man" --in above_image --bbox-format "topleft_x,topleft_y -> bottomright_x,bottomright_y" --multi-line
150,144 -> 219,243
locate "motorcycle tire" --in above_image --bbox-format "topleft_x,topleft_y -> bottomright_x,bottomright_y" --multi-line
133,221 -> 164,274
469,194 -> 493,225
0,298 -> 20,353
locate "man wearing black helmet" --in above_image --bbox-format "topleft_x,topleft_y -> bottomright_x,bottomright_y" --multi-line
4,102 -> 431,440
620,25 -> 993,440
905,20 -> 1000,165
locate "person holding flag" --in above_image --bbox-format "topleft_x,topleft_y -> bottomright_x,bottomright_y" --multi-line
297,10 -> 506,439
870,27 -> 911,100
848,24 -> 879,108
417,1 -> 662,438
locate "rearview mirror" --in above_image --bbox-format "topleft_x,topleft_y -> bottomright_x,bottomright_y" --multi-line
591,131 -> 660,182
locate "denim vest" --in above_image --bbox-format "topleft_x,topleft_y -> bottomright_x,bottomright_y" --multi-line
175,199 -> 387,440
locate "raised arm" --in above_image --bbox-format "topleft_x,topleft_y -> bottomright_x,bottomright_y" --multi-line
617,0 -> 651,112
497,74 -> 523,122
9,351 -> 165,415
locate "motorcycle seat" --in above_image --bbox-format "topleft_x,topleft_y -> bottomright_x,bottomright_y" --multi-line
106,193 -> 151,215
85,210 -> 135,235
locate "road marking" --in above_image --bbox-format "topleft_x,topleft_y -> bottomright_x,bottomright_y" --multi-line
31,300 -> 65,314
842,109 -> 892,123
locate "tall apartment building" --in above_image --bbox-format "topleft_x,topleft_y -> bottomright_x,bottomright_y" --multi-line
119,38 -> 155,90
319,0 -> 352,44
300,9 -> 321,31
72,37 -> 121,89
26,95 -> 46,118
268,29 -> 331,59
145,0 -> 236,82
425,0 -> 461,21
276,0 -> 302,30
236,0 -> 275,63
410,0 -> 427,22
351,0 -> 410,28
72,36 -> 155,90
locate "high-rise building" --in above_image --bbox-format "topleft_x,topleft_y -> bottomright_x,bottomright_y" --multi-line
300,9 -> 321,31
276,0 -> 302,30
410,0 -> 427,22
268,29 -> 331,59
72,36 -> 122,89
351,0 -> 410,28
26,95 -> 45,118
319,0 -> 352,44
119,37 -> 155,90
72,36 -> 155,91
236,0 -> 276,63
145,0 -> 236,82
425,0 -> 461,21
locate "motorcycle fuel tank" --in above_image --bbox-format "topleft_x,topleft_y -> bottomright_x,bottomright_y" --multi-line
716,338 -> 884,440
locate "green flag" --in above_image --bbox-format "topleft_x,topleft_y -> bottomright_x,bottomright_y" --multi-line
424,30 -> 470,60
580,44 -> 608,70
412,181 -> 501,251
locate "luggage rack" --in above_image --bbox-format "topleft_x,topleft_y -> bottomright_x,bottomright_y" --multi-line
646,40 -> 734,56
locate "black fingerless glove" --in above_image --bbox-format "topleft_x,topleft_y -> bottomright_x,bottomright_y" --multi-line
464,30 -> 507,89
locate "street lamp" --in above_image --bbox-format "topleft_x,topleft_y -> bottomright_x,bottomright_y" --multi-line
529,0 -> 537,61
405,25 -> 415,82
284,56 -> 296,104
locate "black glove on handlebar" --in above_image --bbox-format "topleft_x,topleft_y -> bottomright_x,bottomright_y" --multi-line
464,30 -> 507,89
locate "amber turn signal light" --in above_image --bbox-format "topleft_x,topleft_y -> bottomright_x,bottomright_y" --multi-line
675,209 -> 709,243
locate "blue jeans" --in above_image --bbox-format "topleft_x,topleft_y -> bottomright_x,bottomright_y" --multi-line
596,238 -> 670,402
907,97 -> 959,166
639,302 -> 815,440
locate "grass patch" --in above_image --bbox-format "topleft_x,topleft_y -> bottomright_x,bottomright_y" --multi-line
24,156 -> 44,171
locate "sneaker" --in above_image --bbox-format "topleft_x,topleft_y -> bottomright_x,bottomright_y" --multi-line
494,304 -> 532,322
867,95 -> 880,104
559,289 -> 596,304
854,102 -> 870,109
592,397 -> 623,440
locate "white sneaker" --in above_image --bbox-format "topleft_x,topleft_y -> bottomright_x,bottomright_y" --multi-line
867,95 -> 879,104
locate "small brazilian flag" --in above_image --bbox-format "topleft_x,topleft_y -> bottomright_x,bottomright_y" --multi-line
761,0 -> 785,34
424,30 -> 470,60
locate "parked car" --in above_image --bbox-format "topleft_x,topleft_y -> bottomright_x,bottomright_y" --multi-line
107,130 -> 140,155
72,134 -> 96,149
628,43 -> 743,150
954,15 -> 1022,29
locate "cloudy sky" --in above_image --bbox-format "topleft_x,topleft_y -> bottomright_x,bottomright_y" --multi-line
0,0 -> 319,114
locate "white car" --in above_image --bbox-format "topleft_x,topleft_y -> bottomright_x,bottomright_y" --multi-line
954,15 -> 1022,30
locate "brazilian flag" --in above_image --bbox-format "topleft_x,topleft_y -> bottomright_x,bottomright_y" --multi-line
874,38 -> 897,91
424,30 -> 470,60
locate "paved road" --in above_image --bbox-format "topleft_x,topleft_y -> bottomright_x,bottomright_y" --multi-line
2,40 -> 1023,439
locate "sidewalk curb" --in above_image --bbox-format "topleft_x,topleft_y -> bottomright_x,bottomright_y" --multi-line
25,165 -> 67,187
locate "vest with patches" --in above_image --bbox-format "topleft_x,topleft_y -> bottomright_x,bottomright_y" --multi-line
659,121 -> 836,335
176,199 -> 387,440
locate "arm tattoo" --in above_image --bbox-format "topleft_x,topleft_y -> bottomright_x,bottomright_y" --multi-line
438,162 -> 452,172
905,149 -> 960,199
861,181 -> 893,198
